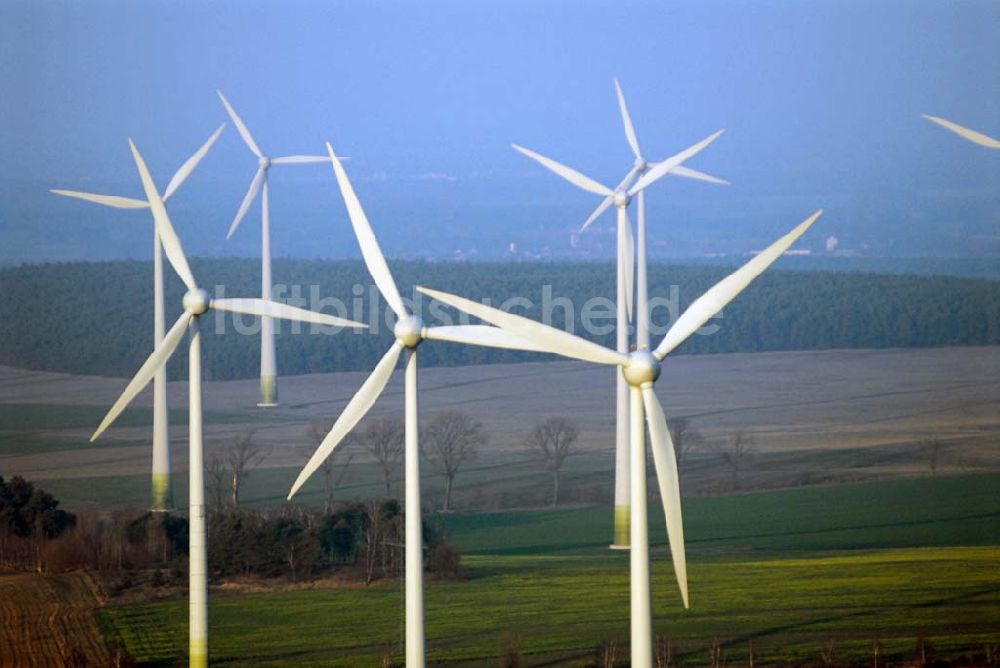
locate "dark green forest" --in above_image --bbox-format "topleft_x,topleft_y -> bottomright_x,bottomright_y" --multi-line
0,259 -> 997,380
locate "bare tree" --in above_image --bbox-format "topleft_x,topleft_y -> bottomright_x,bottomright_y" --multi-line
361,417 -> 404,496
227,430 -> 269,506
654,635 -> 674,668
595,639 -> 617,668
716,430 -> 754,491
361,499 -> 402,584
921,437 -> 943,476
708,637 -> 724,668
525,417 -> 579,506
300,419 -> 355,512
206,454 -> 228,510
819,639 -> 837,666
422,410 -> 485,512
668,416 -> 705,470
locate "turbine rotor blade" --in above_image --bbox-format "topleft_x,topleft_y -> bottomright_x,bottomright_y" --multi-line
210,298 -> 368,329
642,387 -> 689,609
92,313 -> 192,441
425,325 -> 545,352
271,155 -> 332,165
128,140 -> 198,291
667,164 -> 730,186
227,166 -> 265,239
616,164 -> 642,191
216,90 -> 263,157
655,209 -> 823,359
614,78 -> 642,159
581,196 -> 614,232
50,190 -> 149,210
511,144 -> 612,197
580,165 -> 640,232
163,123 -> 227,202
629,129 -> 725,196
288,342 -> 404,498
326,142 -> 407,319
922,114 -> 1000,149
417,286 -> 628,367
621,208 -> 635,322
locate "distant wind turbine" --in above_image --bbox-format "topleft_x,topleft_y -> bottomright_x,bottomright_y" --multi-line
51,123 -> 225,511
513,118 -> 724,548
217,90 -> 335,407
418,209 -> 822,668
92,139 -> 366,668
923,114 -> 1000,149
289,142 -> 540,668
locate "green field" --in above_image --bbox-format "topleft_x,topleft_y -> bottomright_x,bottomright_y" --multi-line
98,474 -> 1000,666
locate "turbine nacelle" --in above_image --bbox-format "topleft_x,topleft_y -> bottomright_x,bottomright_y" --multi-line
613,189 -> 631,208
623,349 -> 660,387
394,314 -> 426,349
183,289 -> 212,316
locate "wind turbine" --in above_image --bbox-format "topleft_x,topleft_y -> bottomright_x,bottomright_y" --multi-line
289,142 -> 541,668
418,209 -> 822,667
51,123 -> 226,511
217,90 -> 334,407
513,123 -> 724,548
91,139 -> 367,668
922,114 -> 1000,149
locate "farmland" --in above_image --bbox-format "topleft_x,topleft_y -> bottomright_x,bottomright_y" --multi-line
1,345 -> 998,664
0,571 -> 111,668
96,474 -> 1000,666
2,345 -> 998,510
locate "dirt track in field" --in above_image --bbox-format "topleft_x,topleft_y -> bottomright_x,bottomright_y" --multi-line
0,571 -> 110,667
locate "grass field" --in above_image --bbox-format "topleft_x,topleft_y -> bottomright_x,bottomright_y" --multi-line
97,474 -> 1000,666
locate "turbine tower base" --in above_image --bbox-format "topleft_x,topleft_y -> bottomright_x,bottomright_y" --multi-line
150,473 -> 174,512
258,375 -> 279,407
610,504 -> 631,550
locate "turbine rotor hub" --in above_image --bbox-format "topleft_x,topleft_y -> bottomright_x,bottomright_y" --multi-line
613,190 -> 631,208
634,156 -> 647,172
394,314 -> 425,349
622,349 -> 661,387
182,288 -> 211,316
259,156 -> 271,169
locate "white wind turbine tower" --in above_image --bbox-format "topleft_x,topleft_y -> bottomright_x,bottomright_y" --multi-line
418,209 -> 822,668
922,114 -> 1000,149
90,140 -> 367,668
289,143 -> 541,668
51,123 -> 225,511
217,90 -> 334,407
513,119 -> 724,548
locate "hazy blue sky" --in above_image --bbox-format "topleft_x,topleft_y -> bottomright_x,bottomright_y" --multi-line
1,0 -> 997,263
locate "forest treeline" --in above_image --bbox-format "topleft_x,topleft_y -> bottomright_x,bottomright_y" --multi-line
1,474 -> 460,586
0,259 -> 997,380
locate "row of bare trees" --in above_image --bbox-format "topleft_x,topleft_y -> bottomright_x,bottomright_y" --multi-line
294,410 -> 766,513
297,412 -> 487,513
189,416 -> 948,516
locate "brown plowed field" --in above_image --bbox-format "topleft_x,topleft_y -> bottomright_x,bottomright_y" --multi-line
0,571 -> 110,667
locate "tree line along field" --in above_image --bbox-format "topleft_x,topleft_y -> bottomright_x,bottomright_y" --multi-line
0,259 -> 997,381
95,474 -> 1000,666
